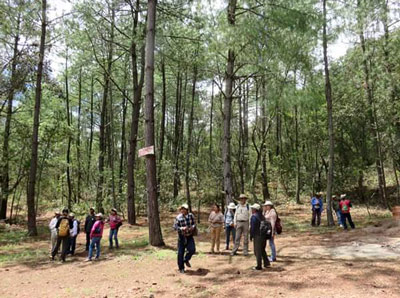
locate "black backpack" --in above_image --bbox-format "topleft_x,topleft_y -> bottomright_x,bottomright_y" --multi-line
260,219 -> 272,240
75,219 -> 81,234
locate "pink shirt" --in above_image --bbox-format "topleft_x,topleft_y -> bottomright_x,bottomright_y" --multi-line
109,215 -> 122,230
90,220 -> 104,238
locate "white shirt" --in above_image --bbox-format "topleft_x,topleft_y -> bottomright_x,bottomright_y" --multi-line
49,217 -> 58,233
234,203 -> 251,225
70,220 -> 78,237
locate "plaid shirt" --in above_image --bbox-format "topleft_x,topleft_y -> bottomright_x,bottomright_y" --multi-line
174,213 -> 196,236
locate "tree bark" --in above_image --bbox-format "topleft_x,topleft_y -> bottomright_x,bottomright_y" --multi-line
173,72 -> 182,198
322,0 -> 335,226
0,12 -> 21,220
127,0 -> 145,225
185,67 -> 197,212
65,52 -> 73,210
87,76 -> 94,185
26,0 -> 47,235
158,56 -> 167,178
76,67 -> 82,203
144,0 -> 164,246
223,0 -> 237,206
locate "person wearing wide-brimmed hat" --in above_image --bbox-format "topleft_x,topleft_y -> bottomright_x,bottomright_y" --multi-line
311,192 -> 324,226
173,204 -> 196,273
339,194 -> 355,230
262,201 -> 277,262
107,208 -> 122,249
250,203 -> 270,270
231,194 -> 251,256
84,207 -> 96,251
86,213 -> 105,261
224,202 -> 236,250
332,195 -> 343,227
49,210 -> 61,254
67,213 -> 79,255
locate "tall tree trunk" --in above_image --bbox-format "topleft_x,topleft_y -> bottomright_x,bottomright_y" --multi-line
209,80 -> 214,163
295,104 -> 301,204
185,67 -> 197,212
127,0 -> 145,225
65,52 -> 73,210
0,12 -> 21,220
87,76 -> 94,185
158,56 -> 167,179
76,67 -> 82,203
261,81 -> 270,200
323,0 -> 335,226
26,0 -> 47,235
144,0 -> 164,246
238,83 -> 245,194
357,0 -> 388,209
97,3 -> 115,211
223,0 -> 237,205
173,72 -> 182,198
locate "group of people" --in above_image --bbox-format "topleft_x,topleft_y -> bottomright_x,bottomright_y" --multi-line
174,194 -> 278,273
311,192 -> 355,230
49,207 -> 122,262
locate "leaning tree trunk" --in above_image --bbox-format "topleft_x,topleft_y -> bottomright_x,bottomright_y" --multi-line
0,12 -> 21,220
223,0 -> 237,206
26,0 -> 47,236
322,0 -> 335,226
144,0 -> 164,246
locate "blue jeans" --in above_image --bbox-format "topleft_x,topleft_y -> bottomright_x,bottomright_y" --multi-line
225,225 -> 236,249
88,237 -> 101,259
336,210 -> 343,226
109,228 -> 119,248
177,235 -> 195,270
268,236 -> 276,260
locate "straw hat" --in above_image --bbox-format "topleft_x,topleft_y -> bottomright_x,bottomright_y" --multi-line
250,203 -> 261,210
54,210 -> 61,215
238,194 -> 248,200
69,213 -> 75,218
227,202 -> 236,209
262,200 -> 273,206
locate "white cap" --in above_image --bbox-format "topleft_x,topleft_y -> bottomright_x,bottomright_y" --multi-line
180,203 -> 189,210
69,213 -> 75,217
340,194 -> 346,199
95,213 -> 103,218
227,202 -> 236,209
262,201 -> 273,206
250,203 -> 261,210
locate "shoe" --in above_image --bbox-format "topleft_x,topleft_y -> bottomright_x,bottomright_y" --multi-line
252,266 -> 262,270
51,256 -> 55,261
268,257 -> 277,262
225,247 -> 229,250
185,260 -> 191,268
230,252 -> 236,256
85,258 -> 92,262
243,253 -> 249,256
264,264 -> 271,268
179,269 -> 185,274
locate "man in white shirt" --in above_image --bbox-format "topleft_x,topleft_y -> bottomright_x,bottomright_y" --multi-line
68,213 -> 79,255
231,194 -> 251,256
49,210 -> 60,254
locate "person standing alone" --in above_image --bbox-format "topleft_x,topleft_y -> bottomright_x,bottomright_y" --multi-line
108,208 -> 122,249
311,192 -> 323,226
231,194 -> 251,256
339,194 -> 355,230
173,204 -> 196,273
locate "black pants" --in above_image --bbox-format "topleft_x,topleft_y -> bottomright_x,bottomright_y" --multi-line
86,232 -> 91,251
51,236 -> 69,261
177,235 -> 196,270
253,235 -> 270,269
311,209 -> 321,226
68,235 -> 77,255
342,213 -> 355,229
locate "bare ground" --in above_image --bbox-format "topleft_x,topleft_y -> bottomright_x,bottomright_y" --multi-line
1,205 -> 400,298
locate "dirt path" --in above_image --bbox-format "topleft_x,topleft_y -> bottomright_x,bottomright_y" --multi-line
1,206 -> 400,298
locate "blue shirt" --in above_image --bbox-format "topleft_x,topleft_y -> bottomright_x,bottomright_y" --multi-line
311,197 -> 323,212
224,210 -> 235,227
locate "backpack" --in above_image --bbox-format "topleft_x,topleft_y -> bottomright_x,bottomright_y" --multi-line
275,210 -> 282,235
260,219 -> 272,239
58,218 -> 70,237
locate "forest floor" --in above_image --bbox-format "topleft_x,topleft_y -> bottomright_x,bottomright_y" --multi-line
1,204 -> 400,298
